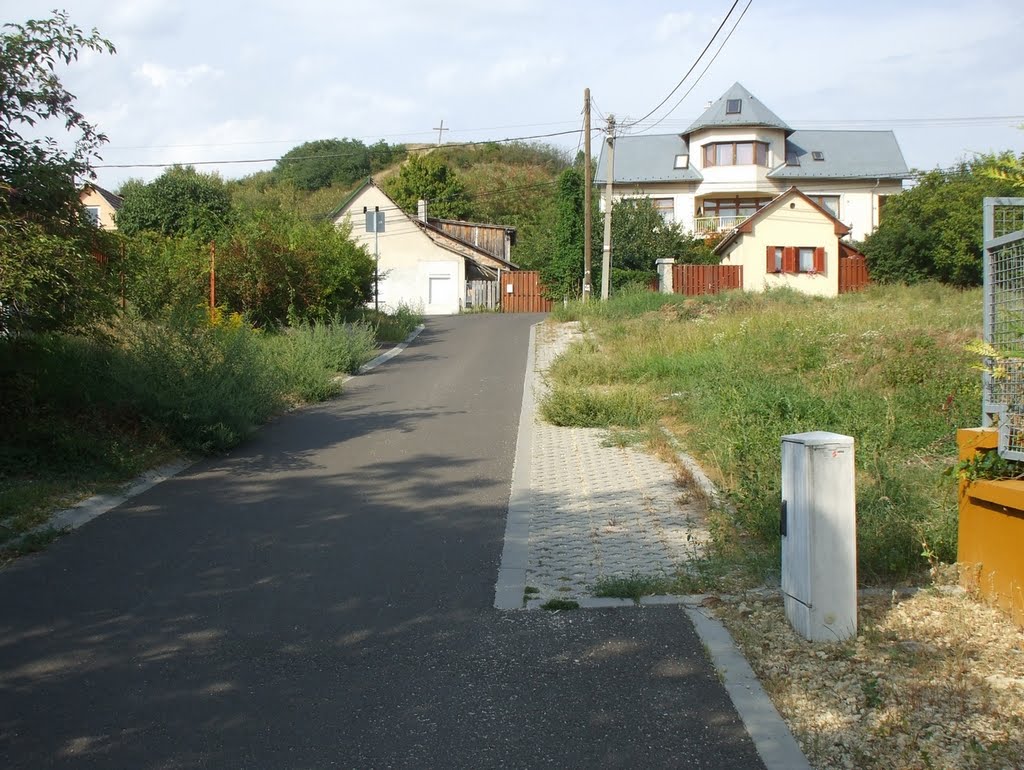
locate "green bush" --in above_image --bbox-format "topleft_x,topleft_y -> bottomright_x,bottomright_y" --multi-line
862,158 -> 1018,286
112,308 -> 283,452
263,319 -> 377,403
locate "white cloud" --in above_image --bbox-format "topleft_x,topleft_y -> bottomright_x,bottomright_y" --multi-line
655,12 -> 696,42
483,52 -> 566,88
134,62 -> 222,90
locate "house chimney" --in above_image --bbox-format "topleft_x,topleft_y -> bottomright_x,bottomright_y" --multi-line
417,199 -> 427,222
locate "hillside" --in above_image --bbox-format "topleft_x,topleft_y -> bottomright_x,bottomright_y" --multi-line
226,140 -> 571,268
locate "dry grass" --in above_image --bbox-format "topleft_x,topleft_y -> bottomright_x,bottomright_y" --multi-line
715,587 -> 1024,769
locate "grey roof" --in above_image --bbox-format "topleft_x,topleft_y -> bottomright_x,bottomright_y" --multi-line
593,133 -> 703,185
767,130 -> 909,180
85,183 -> 123,211
684,82 -> 791,135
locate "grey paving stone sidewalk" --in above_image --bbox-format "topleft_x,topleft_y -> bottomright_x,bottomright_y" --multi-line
525,322 -> 710,603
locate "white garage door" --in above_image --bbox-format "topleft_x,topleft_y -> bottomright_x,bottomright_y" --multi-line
429,275 -> 455,308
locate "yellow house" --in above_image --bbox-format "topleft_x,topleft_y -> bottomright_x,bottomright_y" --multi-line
712,186 -> 866,298
330,179 -> 517,315
79,183 -> 122,230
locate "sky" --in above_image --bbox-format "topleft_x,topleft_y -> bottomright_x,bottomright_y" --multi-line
12,0 -> 1024,192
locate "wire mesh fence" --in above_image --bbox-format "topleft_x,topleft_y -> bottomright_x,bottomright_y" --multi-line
983,197 -> 1024,460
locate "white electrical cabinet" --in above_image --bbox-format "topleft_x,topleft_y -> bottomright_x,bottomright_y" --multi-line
780,432 -> 857,642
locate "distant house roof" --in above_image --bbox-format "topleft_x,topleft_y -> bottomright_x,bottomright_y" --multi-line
594,134 -> 703,185
767,130 -> 909,180
713,186 -> 852,255
684,82 -> 792,135
82,183 -> 123,211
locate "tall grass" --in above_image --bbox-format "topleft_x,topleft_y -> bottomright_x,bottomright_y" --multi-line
542,284 -> 982,582
1,307 -> 395,543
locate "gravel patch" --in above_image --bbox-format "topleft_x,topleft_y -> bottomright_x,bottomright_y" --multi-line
712,588 -> 1024,769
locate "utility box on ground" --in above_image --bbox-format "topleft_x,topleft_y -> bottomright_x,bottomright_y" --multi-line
780,432 -> 857,642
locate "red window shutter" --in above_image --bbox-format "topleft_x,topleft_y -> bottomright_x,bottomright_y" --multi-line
783,247 -> 797,273
766,246 -> 776,273
814,247 -> 826,273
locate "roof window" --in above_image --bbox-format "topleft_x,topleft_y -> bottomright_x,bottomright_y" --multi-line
812,150 -> 825,161
674,154 -> 689,169
786,151 -> 801,166
725,99 -> 742,114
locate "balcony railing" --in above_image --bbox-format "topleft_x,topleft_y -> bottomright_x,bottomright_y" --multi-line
693,214 -> 750,236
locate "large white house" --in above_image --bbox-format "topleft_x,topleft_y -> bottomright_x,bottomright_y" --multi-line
595,82 -> 908,241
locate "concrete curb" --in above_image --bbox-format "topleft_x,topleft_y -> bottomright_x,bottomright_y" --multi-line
356,325 -> 425,376
684,604 -> 812,770
10,324 -> 426,550
494,321 -> 540,609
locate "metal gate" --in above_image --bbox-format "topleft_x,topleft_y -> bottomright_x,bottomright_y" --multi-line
983,197 -> 1024,460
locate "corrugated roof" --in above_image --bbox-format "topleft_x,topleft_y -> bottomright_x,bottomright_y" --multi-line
767,130 -> 909,180
684,82 -> 791,134
593,133 -> 703,185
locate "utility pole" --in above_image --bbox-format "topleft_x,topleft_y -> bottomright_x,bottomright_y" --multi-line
600,114 -> 615,301
583,88 -> 593,302
432,119 -> 449,145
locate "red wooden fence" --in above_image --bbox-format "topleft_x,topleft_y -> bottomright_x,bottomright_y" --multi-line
838,256 -> 870,294
672,264 -> 743,296
502,270 -> 553,313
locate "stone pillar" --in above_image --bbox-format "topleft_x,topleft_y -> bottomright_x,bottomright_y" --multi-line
656,258 -> 675,294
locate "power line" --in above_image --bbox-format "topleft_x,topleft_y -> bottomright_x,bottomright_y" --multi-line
94,128 -> 587,170
635,0 -> 752,136
101,119 -> 583,152
622,0 -> 741,130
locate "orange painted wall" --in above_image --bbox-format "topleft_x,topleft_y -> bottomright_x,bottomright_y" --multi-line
957,427 -> 1024,626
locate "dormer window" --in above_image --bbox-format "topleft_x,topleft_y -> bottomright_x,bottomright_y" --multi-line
674,154 -> 689,169
726,98 -> 742,114
812,150 -> 825,161
703,141 -> 769,167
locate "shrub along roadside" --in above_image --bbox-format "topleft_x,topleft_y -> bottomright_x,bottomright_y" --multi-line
0,307 -> 413,548
543,284 -> 981,584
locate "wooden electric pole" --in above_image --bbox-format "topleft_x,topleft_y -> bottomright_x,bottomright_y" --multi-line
583,88 -> 593,302
600,114 -> 615,301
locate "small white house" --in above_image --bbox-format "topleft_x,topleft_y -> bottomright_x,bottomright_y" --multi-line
331,179 -> 516,315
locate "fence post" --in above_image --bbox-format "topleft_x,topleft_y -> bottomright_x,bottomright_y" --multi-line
656,258 -> 674,294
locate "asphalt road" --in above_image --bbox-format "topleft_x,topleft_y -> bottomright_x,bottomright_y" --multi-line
0,314 -> 764,769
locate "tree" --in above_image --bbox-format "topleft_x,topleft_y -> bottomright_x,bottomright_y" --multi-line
0,11 -> 115,219
383,153 -> 470,220
539,166 -> 587,298
598,197 -> 709,289
369,140 -> 406,172
982,150 -> 1024,190
0,11 -> 117,334
117,165 -> 233,241
273,138 -> 373,192
862,159 -> 1018,286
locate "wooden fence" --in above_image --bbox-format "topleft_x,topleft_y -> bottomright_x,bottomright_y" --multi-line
838,256 -> 870,294
672,264 -> 743,296
502,270 -> 553,313
466,280 -> 500,310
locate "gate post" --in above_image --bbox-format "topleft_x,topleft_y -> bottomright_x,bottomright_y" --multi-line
656,259 -> 674,294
